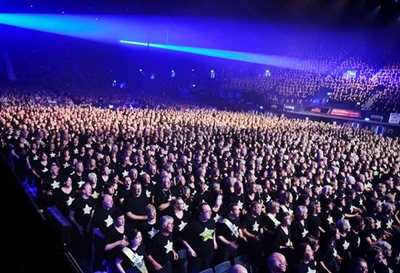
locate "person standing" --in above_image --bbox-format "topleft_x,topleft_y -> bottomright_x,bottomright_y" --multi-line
181,202 -> 217,273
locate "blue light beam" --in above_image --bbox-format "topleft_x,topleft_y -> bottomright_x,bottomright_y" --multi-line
120,40 -> 314,70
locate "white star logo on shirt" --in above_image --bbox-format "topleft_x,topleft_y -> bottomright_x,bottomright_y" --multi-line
327,216 -> 334,224
178,221 -> 187,231
307,267 -> 316,273
214,214 -> 221,223
183,203 -> 189,211
371,234 -> 377,241
302,229 -> 308,238
237,200 -> 244,210
387,219 -> 394,229
73,148 -> 79,154
286,239 -> 292,247
83,204 -> 92,215
78,181 -> 85,188
358,199 -> 363,206
92,191 -> 99,199
343,240 -> 349,250
168,195 -> 172,201
252,221 -> 260,232
42,167 -> 48,173
148,227 -> 159,239
33,155 -> 39,161
146,189 -> 151,198
376,220 -> 382,229
122,170 -> 129,177
50,152 -> 56,158
357,237 -> 360,247
67,197 -> 75,206
104,215 -> 114,227
152,180 -> 157,185
164,240 -> 173,253
285,177 -> 291,184
51,180 -> 60,189
63,162 -> 70,169
388,268 -> 393,273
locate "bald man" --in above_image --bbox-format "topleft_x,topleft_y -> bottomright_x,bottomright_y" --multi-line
229,264 -> 248,273
267,252 -> 287,273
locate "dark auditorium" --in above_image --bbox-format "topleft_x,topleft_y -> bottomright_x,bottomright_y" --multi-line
1,1 -> 400,273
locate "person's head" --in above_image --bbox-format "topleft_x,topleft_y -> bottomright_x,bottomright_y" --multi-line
127,229 -> 143,247
349,257 -> 368,273
280,212 -> 293,227
132,182 -> 142,197
146,204 -> 157,220
102,194 -> 114,210
295,243 -> 314,263
229,264 -> 248,273
228,202 -> 240,219
267,252 -> 287,273
112,209 -> 125,227
375,240 -> 392,258
250,201 -> 262,216
199,202 -> 212,222
295,205 -> 308,220
160,215 -> 174,234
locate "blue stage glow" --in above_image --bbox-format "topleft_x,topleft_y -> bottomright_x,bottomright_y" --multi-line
0,14 -> 162,43
0,13 -> 316,70
119,40 -> 313,70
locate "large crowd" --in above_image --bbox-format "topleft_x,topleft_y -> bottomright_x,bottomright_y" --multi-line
1,90 -> 399,273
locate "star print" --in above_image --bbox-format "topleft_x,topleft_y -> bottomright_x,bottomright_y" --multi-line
148,227 -> 159,239
214,214 -> 221,222
73,148 -> 78,154
42,167 -> 48,173
122,170 -> 129,177
51,180 -> 60,189
237,200 -> 244,210
152,180 -> 157,185
265,195 -> 271,202
168,195 -> 172,201
376,220 -> 381,229
350,206 -> 354,213
78,181 -> 85,188
82,204 -> 92,215
50,152 -> 56,158
327,216 -> 334,224
371,234 -> 377,241
388,268 -> 393,273
373,170 -> 379,176
307,267 -> 316,273
286,239 -> 292,247
67,197 -> 75,206
164,240 -> 174,253
63,162 -> 70,169
333,248 -> 337,257
387,219 -> 393,229
231,224 -> 239,236
33,155 -> 39,161
199,227 -> 214,241
284,177 -> 291,184
357,237 -> 360,247
252,221 -> 260,232
343,240 -> 349,250
183,203 -> 189,211
92,191 -> 99,199
302,229 -> 308,238
358,199 -> 363,206
178,221 -> 187,231
146,189 -> 151,198
104,215 -> 114,227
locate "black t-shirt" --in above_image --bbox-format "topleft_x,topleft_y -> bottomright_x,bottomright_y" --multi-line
147,232 -> 175,265
182,218 -> 215,255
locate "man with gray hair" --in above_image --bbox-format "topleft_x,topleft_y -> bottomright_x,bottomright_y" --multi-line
267,252 -> 287,273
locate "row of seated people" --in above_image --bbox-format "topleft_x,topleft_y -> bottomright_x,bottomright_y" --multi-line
1,101 -> 399,272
